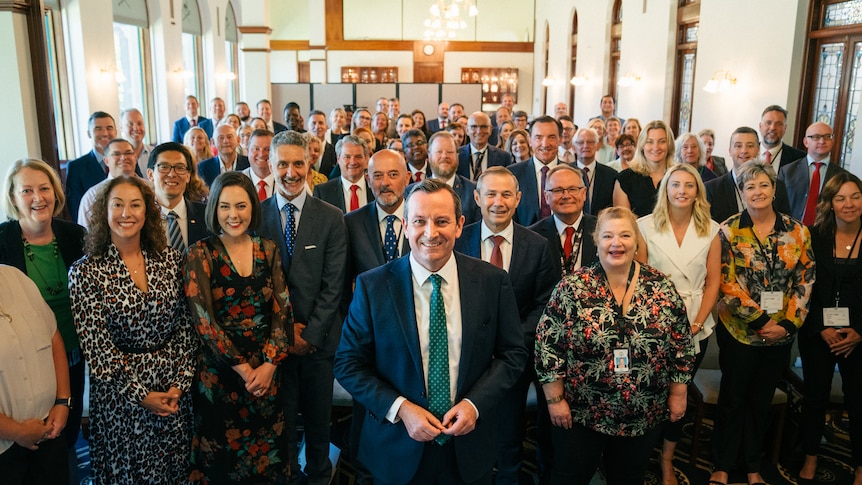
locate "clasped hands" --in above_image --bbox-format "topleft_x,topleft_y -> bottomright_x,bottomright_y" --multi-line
141,387 -> 183,416
15,403 -> 69,450
396,400 -> 477,442
233,361 -> 276,398
821,326 -> 862,358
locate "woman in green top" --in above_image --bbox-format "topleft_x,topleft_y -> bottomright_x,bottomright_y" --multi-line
0,159 -> 86,449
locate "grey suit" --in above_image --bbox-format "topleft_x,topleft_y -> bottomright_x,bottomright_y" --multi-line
778,157 -> 848,221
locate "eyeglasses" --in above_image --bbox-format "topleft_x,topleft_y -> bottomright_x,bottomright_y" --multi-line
155,163 -> 190,175
545,187 -> 586,196
806,134 -> 834,141
618,143 -> 635,148
109,150 -> 136,159
574,140 -> 597,146
468,124 -> 491,131
406,140 -> 427,149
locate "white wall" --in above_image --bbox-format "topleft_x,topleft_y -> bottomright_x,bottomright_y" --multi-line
0,11 -> 41,166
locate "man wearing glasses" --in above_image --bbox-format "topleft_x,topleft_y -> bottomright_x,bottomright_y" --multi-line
574,127 -> 617,216
457,112 -> 514,181
778,122 -> 849,224
147,142 -> 210,249
77,138 -> 143,228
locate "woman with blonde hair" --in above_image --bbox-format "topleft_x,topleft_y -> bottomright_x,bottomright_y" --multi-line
623,117 -> 642,140
326,107 -> 350,145
674,132 -> 717,183
303,133 -> 330,191
183,126 -> 212,166
613,120 -> 676,217
636,163 -> 721,484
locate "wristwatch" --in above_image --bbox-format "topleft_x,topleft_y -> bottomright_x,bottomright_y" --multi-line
54,397 -> 72,409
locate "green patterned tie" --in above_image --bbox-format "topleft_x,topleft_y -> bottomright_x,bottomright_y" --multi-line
427,273 -> 451,445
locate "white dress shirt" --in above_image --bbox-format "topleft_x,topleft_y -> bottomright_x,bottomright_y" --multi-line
159,198 -> 189,246
341,177 -> 370,211
534,157 -> 563,205
480,220 -> 514,271
376,201 -> 405,257
578,159 -> 597,206
471,145 -> 489,178
242,167 -> 275,199
135,144 -> 153,176
276,189 -> 307,234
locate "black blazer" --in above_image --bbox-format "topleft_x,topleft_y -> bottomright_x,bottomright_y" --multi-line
257,196 -> 347,355
777,143 -> 807,171
710,156 -> 728,177
456,145 -> 514,180
318,142 -> 337,179
65,150 -> 106,223
273,121 -> 288,134
454,222 -> 555,340
705,171 -> 792,224
185,199 -> 211,246
198,154 -> 251,188
777,157 -> 848,221
582,162 -> 617,215
802,224 -> 862,337
313,178 -> 375,214
0,219 -> 86,272
528,214 -> 599,282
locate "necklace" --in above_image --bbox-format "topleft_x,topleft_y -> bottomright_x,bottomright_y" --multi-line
23,237 -> 65,296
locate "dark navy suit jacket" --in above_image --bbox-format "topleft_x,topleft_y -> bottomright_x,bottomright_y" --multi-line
581,162 -> 617,215
407,175 -> 481,226
197,154 -> 250,188
529,214 -> 599,282
777,157 -> 848,221
185,199 -> 211,246
705,171 -> 792,224
456,145 -> 513,180
65,150 -> 106,223
454,222 -> 555,341
508,158 -> 577,226
171,116 -> 213,143
334,254 -> 527,484
313,178 -> 375,214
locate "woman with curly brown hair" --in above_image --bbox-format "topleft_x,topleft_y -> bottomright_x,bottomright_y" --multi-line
69,176 -> 197,484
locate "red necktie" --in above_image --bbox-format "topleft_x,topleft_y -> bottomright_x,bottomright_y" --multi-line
489,235 -> 504,269
563,226 -> 575,261
349,184 -> 360,211
414,171 -> 423,183
191,118 -> 197,127
803,162 -> 823,226
763,150 -> 772,164
257,180 -> 267,202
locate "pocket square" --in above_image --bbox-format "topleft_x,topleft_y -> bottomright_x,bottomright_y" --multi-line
305,245 -> 317,250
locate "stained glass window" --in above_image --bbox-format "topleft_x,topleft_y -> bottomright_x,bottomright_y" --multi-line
678,53 -> 695,134
685,25 -> 698,43
839,43 -> 862,165
812,43 -> 844,128
824,0 -> 862,27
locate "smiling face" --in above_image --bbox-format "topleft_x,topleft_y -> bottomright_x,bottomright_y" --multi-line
666,169 -> 698,212
833,181 -> 862,225
338,142 -> 369,183
217,185 -> 252,237
271,144 -> 308,200
729,132 -> 760,169
211,98 -> 226,120
741,172 -> 776,212
759,109 -> 787,148
428,135 -> 459,179
122,110 -> 146,145
215,125 -> 239,158
285,107 -> 303,131
700,134 -> 715,158
545,169 -> 586,224
680,137 -> 701,166
13,167 -> 56,227
510,133 -> 531,161
643,128 -> 669,165
368,150 -> 409,213
89,116 -> 117,153
405,189 -> 464,272
107,182 -> 146,245
531,120 -> 561,164
404,135 -> 428,168
148,150 -> 190,205
105,140 -> 137,177
235,102 -> 250,121
475,172 -> 521,232
308,113 -> 328,139
248,134 -> 273,178
597,216 -> 637,272
396,117 -> 413,137
257,101 -> 273,123
185,97 -> 199,118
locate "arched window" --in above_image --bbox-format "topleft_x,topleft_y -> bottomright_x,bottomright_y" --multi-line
672,0 -> 700,135
113,0 -> 154,138
225,1 -> 239,109
182,0 -> 204,98
568,11 -> 578,113
799,0 -> 862,166
608,0 -> 622,100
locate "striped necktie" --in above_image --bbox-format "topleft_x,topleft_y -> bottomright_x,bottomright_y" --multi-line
167,211 -> 185,251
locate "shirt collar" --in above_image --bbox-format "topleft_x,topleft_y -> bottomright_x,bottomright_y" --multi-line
276,188 -> 307,212
377,201 -> 404,223
410,250 -> 458,287
480,220 -> 514,244
553,213 -> 584,235
807,155 -> 830,166
534,157 -> 560,173
737,209 -> 789,232
160,197 -> 188,219
341,176 -> 367,191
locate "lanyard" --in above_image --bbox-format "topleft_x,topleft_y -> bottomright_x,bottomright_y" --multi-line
749,225 -> 778,290
561,223 -> 584,276
831,223 -> 862,306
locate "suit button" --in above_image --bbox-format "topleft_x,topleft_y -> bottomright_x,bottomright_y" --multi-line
420,392 -> 426,398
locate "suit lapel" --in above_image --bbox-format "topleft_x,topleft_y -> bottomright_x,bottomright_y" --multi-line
362,204 -> 386,265
509,226 -> 527,280
456,255 -> 480,396
388,259 -> 425,383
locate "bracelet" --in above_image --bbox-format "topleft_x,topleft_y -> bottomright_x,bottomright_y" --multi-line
691,321 -> 703,330
546,395 -> 564,404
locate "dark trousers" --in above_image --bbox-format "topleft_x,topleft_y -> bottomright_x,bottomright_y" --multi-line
664,337 -> 709,443
798,331 -> 862,466
549,421 -> 663,485
711,322 -> 791,473
376,440 -> 492,485
281,352 -> 334,485
0,436 -> 68,484
495,348 -> 553,485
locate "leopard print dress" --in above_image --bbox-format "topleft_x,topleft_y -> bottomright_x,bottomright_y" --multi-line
69,245 -> 197,484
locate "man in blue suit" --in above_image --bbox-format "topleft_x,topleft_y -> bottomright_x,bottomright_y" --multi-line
424,131 -> 481,225
508,115 -> 570,226
426,102 -> 449,134
457,112 -> 514,180
147,142 -> 210,248
453,167 -> 555,485
171,95 -> 213,143
335,179 -> 527,485
197,124 -> 250,187
65,111 -> 116,223
313,136 -> 374,213
256,130 -> 347,485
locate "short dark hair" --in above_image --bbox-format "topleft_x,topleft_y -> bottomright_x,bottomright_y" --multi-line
104,138 -> 132,154
248,128 -> 275,146
205,171 -> 261,235
761,105 -> 788,119
615,134 -> 636,149
405,178 -> 462,223
558,115 -> 574,124
730,126 -> 760,146
529,115 -> 562,136
601,94 -> 616,105
256,99 -> 272,109
284,102 -> 301,112
148,142 -> 193,170
401,128 -> 427,146
513,110 -> 528,119
308,109 -> 326,119
88,111 -> 115,130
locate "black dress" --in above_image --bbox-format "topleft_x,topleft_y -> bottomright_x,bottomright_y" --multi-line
616,168 -> 660,217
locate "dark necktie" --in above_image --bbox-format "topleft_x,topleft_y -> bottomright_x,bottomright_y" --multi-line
540,166 -> 551,219
803,162 -> 823,226
383,215 -> 398,262
167,211 -> 185,251
428,274 -> 451,445
489,235 -> 504,269
257,180 -> 267,202
414,171 -> 423,183
473,151 -> 485,181
283,203 -> 297,257
583,166 -> 592,215
190,118 -> 197,127
349,184 -> 360,211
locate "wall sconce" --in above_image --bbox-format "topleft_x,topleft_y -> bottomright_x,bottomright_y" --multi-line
617,72 -> 641,87
541,76 -> 557,87
703,70 -> 737,93
99,67 -> 125,83
173,68 -> 194,79
570,76 -> 589,86
217,71 -> 237,81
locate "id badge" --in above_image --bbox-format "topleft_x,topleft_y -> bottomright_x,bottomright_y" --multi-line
823,307 -> 850,327
760,291 -> 783,314
613,349 -> 630,374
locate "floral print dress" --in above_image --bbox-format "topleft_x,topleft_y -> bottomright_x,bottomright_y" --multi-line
535,262 -> 695,436
185,235 -> 293,483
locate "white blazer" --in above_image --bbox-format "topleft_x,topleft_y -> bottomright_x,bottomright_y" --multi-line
638,214 -> 720,353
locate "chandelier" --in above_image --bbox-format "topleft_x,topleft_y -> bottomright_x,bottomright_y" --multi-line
423,0 -> 479,40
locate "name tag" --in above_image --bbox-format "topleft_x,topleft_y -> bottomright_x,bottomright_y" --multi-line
760,291 -> 783,314
824,307 -> 850,327
613,349 -> 630,374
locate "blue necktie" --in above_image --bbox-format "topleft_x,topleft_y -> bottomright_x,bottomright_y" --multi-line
428,274 -> 451,445
167,211 -> 185,251
383,215 -> 398,262
283,202 -> 297,257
